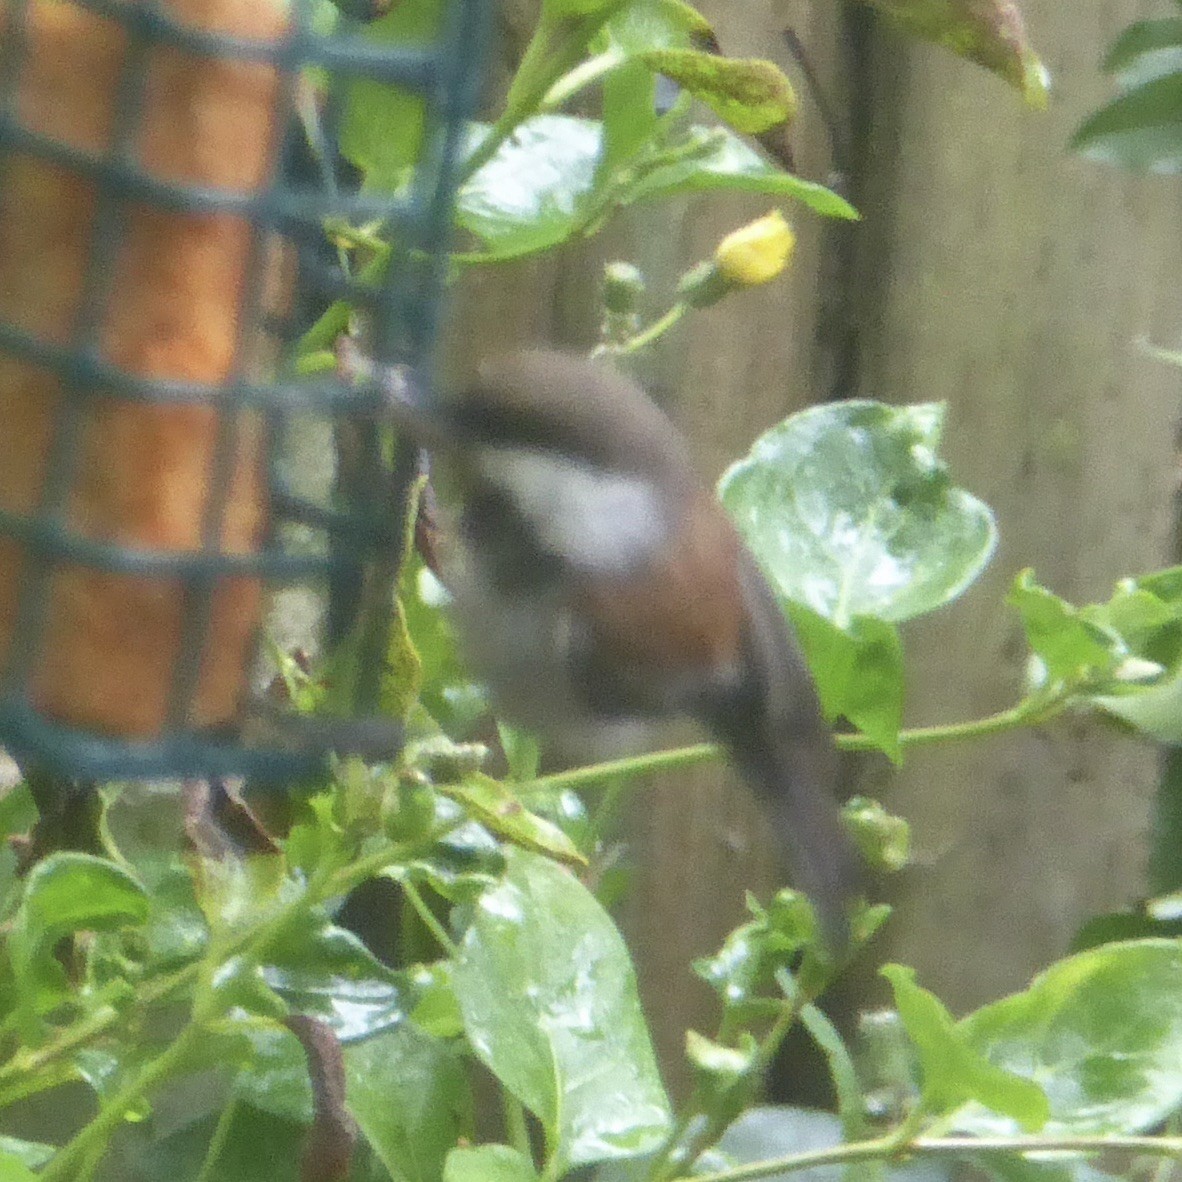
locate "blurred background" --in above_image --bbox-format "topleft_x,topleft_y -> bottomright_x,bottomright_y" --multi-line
447,0 -> 1182,1096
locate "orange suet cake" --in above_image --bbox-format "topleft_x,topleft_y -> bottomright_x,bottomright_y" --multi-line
0,0 -> 289,737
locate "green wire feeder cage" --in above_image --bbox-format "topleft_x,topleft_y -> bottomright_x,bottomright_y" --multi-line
0,0 -> 491,783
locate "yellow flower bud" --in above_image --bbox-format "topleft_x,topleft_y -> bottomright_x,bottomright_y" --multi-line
714,210 -> 795,287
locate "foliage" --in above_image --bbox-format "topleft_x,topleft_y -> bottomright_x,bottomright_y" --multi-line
6,1 -> 1182,1182
1074,5 -> 1182,173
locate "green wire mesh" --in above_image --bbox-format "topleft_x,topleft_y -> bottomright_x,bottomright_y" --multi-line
0,0 -> 491,782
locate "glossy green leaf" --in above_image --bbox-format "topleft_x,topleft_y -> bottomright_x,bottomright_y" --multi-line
453,848 -> 671,1171
0,1142 -> 51,1175
855,0 -> 1049,106
386,791 -> 504,903
788,605 -> 905,759
444,1144 -> 540,1182
232,1023 -> 313,1124
441,774 -> 585,867
9,854 -> 148,1012
345,1022 -> 467,1182
1073,72 -> 1182,173
340,0 -> 445,189
458,117 -> 856,263
956,939 -> 1182,1134
882,965 -> 1049,1130
638,50 -> 796,133
719,400 -> 996,625
263,920 -> 407,1041
459,117 -> 602,259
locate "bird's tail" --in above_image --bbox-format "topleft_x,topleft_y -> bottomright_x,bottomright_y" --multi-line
708,553 -> 864,955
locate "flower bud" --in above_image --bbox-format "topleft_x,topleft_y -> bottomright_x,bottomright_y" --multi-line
602,261 -> 645,315
714,210 -> 795,287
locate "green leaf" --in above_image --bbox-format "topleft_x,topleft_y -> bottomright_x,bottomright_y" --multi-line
340,0 -> 445,189
0,1156 -> 38,1182
504,0 -> 629,123
1007,570 -> 1121,687
497,722 -> 541,782
345,1022 -> 467,1182
444,1144 -> 540,1182
719,401 -> 996,626
1104,18 -> 1182,87
9,853 -> 148,1013
843,797 -> 910,872
459,117 -> 603,259
1073,72 -> 1182,174
191,850 -> 292,939
400,545 -> 487,736
458,118 -> 856,263
232,1023 -> 314,1124
602,0 -> 713,54
440,774 -> 585,867
623,125 -> 857,218
957,939 -> 1182,1134
694,889 -> 815,1018
855,0 -> 1049,106
0,1137 -> 53,1173
453,848 -> 671,1172
788,605 -> 905,759
263,919 -> 407,1040
602,59 -> 658,171
638,50 -> 796,134
408,961 -> 465,1038
881,965 -> 1050,1130
106,1105 -> 306,1181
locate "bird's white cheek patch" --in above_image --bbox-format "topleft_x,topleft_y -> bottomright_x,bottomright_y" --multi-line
480,447 -> 669,572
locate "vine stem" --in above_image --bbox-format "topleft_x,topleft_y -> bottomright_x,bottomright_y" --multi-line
594,303 -> 689,357
682,1133 -> 1182,1182
39,1025 -> 203,1182
518,702 -> 1055,795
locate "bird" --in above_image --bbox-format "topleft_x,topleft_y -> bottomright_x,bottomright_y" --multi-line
392,348 -> 862,952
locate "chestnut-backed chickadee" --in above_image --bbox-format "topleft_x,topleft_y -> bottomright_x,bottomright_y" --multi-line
396,350 -> 861,950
